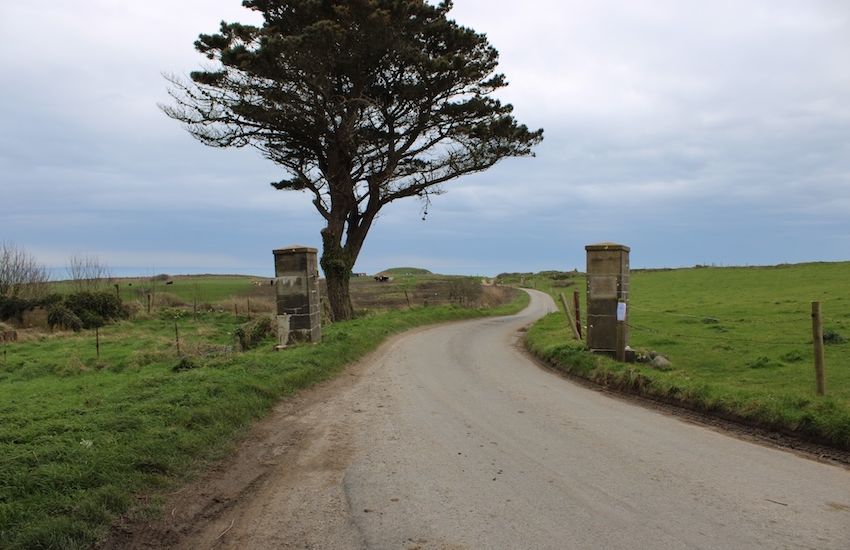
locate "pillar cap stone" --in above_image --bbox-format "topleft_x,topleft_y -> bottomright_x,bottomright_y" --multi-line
585,242 -> 630,252
273,245 -> 318,255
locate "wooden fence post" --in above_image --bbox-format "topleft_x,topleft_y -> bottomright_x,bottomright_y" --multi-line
95,327 -> 100,359
811,301 -> 825,396
573,290 -> 582,339
559,293 -> 582,341
175,321 -> 181,356
616,321 -> 626,362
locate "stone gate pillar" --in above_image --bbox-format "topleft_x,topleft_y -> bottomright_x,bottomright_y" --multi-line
585,242 -> 630,357
273,245 -> 321,344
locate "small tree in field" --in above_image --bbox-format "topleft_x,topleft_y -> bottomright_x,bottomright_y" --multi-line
66,255 -> 113,292
0,242 -> 49,299
163,0 -> 543,320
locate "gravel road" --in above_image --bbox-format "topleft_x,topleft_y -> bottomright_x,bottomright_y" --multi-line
113,289 -> 850,549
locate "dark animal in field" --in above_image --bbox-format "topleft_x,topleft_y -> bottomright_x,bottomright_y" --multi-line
374,276 -> 391,282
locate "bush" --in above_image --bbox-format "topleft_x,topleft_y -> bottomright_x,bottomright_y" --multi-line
78,311 -> 106,329
46,304 -> 83,332
234,316 -> 275,351
64,291 -> 127,329
447,278 -> 482,305
0,295 -> 31,322
0,293 -> 62,323
539,270 -> 574,281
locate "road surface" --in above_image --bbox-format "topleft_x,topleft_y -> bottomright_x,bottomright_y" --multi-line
123,289 -> 850,549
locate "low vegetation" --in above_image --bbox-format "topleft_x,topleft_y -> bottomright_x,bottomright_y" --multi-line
522,262 -> 850,450
376,267 -> 432,276
0,273 -> 525,549
1,291 -> 128,333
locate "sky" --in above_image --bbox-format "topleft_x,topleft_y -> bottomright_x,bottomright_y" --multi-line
2,0 -> 849,276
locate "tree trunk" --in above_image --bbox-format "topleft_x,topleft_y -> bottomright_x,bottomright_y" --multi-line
319,195 -> 376,321
320,228 -> 356,321
324,266 -> 354,321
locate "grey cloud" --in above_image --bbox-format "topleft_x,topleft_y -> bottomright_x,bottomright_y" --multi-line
1,0 -> 848,274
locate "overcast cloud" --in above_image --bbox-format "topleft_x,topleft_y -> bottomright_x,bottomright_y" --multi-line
1,1 -> 848,275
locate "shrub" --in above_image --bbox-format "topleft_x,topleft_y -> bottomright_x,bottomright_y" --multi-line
64,291 -> 127,329
78,311 -> 106,329
447,278 -> 482,305
0,295 -> 31,322
46,304 -> 83,332
234,316 -> 275,351
540,270 -> 573,280
0,293 -> 62,323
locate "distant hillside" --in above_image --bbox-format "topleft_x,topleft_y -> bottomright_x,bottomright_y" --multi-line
377,267 -> 433,276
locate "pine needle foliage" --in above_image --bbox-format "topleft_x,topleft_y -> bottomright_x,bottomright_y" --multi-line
163,0 -> 543,320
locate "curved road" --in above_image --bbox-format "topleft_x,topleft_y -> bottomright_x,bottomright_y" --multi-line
143,290 -> 850,549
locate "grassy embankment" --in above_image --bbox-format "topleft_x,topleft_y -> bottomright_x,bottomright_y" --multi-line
0,275 -> 527,549
517,262 -> 850,450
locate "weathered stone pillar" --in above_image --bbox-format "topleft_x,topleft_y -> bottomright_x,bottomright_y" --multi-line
585,242 -> 630,356
273,245 -> 321,344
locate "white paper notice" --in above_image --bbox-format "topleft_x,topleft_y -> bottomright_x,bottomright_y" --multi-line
616,302 -> 627,321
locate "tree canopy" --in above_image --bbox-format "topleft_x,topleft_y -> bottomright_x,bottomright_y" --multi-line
164,0 -> 543,320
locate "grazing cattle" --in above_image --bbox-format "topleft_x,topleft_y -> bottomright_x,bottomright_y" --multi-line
374,275 -> 391,282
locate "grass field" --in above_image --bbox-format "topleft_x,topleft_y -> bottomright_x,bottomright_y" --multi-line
48,272 -> 492,315
50,275 -> 261,304
0,275 -> 526,549
519,262 -> 850,450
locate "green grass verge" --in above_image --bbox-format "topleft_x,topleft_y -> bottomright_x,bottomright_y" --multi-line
0,291 -> 528,549
522,261 -> 850,451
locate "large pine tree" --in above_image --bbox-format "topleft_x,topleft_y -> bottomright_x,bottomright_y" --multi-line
163,0 -> 543,320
